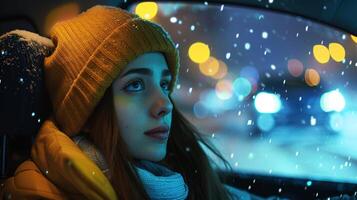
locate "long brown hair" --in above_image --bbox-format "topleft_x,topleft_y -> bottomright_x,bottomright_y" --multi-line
84,85 -> 234,200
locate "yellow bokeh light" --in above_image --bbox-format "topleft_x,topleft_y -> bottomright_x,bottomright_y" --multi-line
135,2 -> 158,20
351,35 -> 357,43
313,44 -> 330,64
212,60 -> 228,79
199,57 -> 219,76
329,43 -> 345,62
188,42 -> 210,64
305,68 -> 320,87
215,79 -> 233,100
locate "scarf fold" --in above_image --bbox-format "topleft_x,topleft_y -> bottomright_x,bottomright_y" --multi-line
135,160 -> 189,200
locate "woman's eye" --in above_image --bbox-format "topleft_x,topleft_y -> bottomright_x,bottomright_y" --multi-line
161,80 -> 171,91
124,79 -> 144,92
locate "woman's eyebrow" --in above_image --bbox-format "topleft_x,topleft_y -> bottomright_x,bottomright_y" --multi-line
120,68 -> 171,78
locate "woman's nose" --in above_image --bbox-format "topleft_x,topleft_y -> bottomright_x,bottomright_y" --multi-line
150,90 -> 173,119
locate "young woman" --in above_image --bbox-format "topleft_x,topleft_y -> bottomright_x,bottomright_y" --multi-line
2,5 -> 261,200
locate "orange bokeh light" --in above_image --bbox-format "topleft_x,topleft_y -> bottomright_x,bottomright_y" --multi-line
212,59 -> 228,79
199,56 -> 219,76
215,79 -> 233,100
305,68 -> 320,87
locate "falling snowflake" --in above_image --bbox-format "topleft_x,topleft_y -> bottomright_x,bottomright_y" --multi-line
170,17 -> 177,23
220,4 -> 224,11
244,42 -> 251,50
262,31 -> 268,39
310,116 -> 317,126
270,64 -> 276,70
226,52 -> 231,59
247,120 -> 252,125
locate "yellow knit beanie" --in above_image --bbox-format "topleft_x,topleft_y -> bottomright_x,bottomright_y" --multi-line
44,5 -> 179,136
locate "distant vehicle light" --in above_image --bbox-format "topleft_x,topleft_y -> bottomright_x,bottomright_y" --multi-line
313,44 -> 330,64
135,2 -> 158,20
232,77 -> 252,101
320,90 -> 345,112
329,112 -> 344,132
188,42 -> 210,64
329,43 -> 346,62
257,114 -> 275,131
254,92 -> 282,113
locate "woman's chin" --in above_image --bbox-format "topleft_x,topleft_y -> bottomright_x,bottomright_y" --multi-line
138,149 -> 167,162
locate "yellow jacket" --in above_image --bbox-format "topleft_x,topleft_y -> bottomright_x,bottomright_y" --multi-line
1,119 -> 118,200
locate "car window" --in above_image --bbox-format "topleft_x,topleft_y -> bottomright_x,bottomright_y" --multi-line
127,2 -> 357,185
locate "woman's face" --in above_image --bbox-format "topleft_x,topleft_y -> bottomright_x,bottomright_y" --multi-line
112,52 -> 173,162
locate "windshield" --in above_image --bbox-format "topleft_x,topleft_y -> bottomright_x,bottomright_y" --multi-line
128,1 -> 357,184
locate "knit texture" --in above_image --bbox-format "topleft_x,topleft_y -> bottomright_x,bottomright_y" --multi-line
134,160 -> 189,200
44,5 -> 179,136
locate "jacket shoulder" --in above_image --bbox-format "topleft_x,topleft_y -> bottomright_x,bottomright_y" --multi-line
1,160 -> 71,200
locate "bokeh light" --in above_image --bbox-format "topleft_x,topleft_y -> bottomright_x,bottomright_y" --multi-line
287,59 -> 304,77
329,112 -> 344,132
240,66 -> 259,85
199,89 -> 236,114
329,111 -> 357,137
254,92 -> 282,113
304,68 -> 320,87
328,43 -> 345,62
193,101 -> 208,119
257,114 -> 275,132
232,77 -> 252,101
135,2 -> 158,20
313,44 -> 330,64
188,42 -> 210,63
44,3 -> 80,35
320,90 -> 346,112
212,60 -> 228,79
199,56 -> 219,76
215,79 -> 233,100
351,35 -> 357,43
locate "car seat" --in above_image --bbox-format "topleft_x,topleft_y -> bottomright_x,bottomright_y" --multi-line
0,30 -> 53,180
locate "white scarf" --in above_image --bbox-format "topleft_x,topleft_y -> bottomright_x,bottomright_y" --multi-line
135,160 -> 189,200
73,135 -> 189,200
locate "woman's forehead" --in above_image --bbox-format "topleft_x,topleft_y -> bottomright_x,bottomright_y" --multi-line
119,52 -> 171,78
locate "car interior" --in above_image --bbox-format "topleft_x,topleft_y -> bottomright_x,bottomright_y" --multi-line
1,0 -> 357,199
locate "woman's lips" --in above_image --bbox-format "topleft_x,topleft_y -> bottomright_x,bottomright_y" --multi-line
144,126 -> 169,141
144,131 -> 169,140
